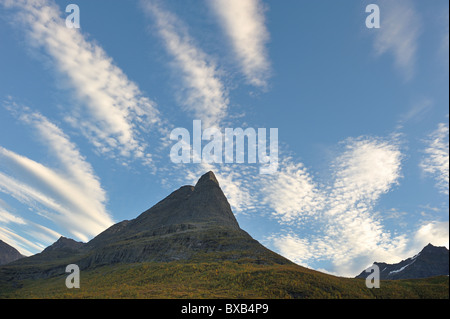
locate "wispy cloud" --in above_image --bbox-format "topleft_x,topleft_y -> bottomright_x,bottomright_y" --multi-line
372,0 -> 421,80
0,207 -> 26,225
397,98 -> 433,129
170,135 -> 410,276
421,121 -> 449,195
266,136 -> 408,276
0,104 -> 114,245
142,1 -> 229,128
209,0 -> 271,88
0,149 -> 113,243
327,137 -> 403,217
0,226 -> 42,256
413,221 -> 449,249
5,100 -> 106,202
319,137 -> 406,275
259,159 -> 324,224
0,203 -> 61,255
1,0 -> 162,165
268,233 -> 317,269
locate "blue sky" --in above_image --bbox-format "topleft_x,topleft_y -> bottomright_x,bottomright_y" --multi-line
0,0 -> 448,277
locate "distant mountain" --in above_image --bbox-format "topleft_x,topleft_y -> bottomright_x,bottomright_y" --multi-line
356,244 -> 449,280
0,240 -> 24,265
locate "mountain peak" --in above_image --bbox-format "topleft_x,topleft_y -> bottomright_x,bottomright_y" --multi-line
94,170 -> 240,244
195,171 -> 219,188
357,244 -> 449,280
77,171 -> 292,266
86,171 -> 243,256
42,236 -> 85,253
421,243 -> 448,255
0,240 -> 24,265
424,243 -> 438,250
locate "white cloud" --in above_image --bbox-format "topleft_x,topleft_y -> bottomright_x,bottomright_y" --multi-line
0,106 -> 114,245
398,98 -> 433,128
0,171 -> 61,213
0,207 -> 26,225
0,204 -> 62,254
1,0 -> 162,165
173,136 -> 409,276
0,226 -> 41,256
318,137 -> 405,275
413,221 -> 449,249
5,101 -> 107,204
269,233 -> 316,268
328,137 -> 403,216
169,135 -> 409,276
26,222 -> 62,246
421,122 -> 449,195
173,158 -> 319,221
142,1 -> 229,128
0,150 -> 113,242
372,0 -> 421,80
266,137 -> 408,277
259,159 -> 324,224
209,0 -> 271,88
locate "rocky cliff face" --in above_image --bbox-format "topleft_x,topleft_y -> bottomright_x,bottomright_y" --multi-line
356,244 -> 449,280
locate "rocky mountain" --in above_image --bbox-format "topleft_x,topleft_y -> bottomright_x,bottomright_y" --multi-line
0,240 -> 24,265
0,172 -> 448,299
1,171 -> 290,279
42,237 -> 85,253
356,244 -> 449,280
80,171 -> 289,267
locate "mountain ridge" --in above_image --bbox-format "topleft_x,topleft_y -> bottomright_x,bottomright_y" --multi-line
356,243 -> 449,280
42,237 -> 85,253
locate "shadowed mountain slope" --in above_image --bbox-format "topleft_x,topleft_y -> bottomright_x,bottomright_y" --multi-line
356,244 -> 449,280
0,240 -> 24,265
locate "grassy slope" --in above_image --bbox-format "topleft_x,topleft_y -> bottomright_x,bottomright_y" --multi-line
1,260 -> 448,299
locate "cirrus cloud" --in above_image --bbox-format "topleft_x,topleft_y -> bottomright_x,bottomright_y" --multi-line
0,0 -> 163,166
0,102 -> 114,247
266,136 -> 407,277
372,0 -> 421,80
420,121 -> 449,195
141,0 -> 229,128
209,0 -> 272,88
